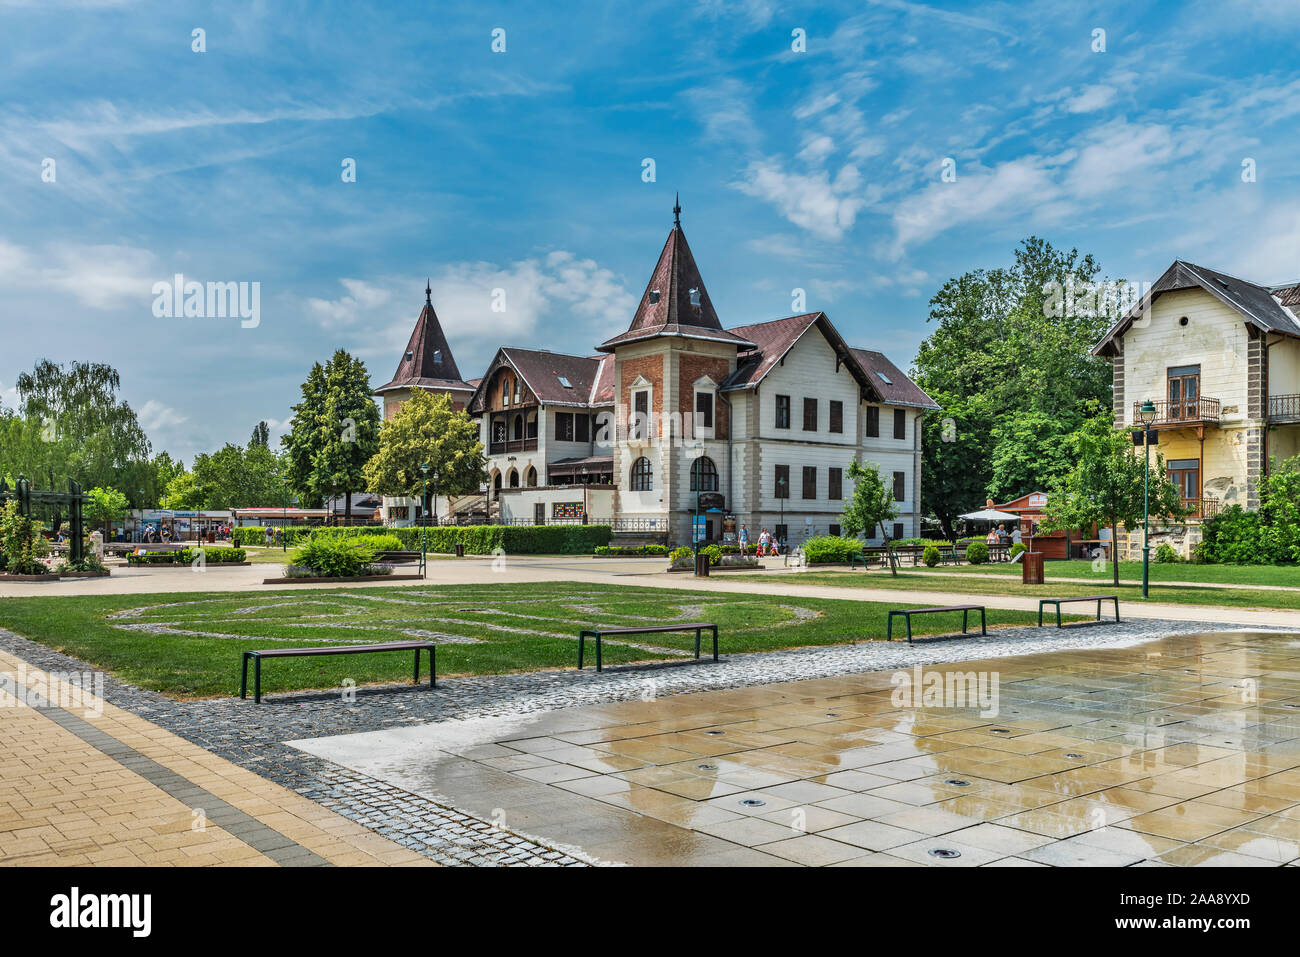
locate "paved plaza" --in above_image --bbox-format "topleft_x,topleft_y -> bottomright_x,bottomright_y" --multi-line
3,589 -> 1299,866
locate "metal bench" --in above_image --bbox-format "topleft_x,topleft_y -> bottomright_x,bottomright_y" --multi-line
240,640 -> 436,703
1038,595 -> 1120,628
887,605 -> 986,644
372,550 -> 426,575
578,622 -> 718,672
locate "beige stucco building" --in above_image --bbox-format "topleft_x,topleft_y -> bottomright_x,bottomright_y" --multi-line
1093,261 -> 1300,555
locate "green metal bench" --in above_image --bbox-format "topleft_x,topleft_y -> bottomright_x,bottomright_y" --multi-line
372,550 -> 426,576
1039,595 -> 1120,627
578,622 -> 718,672
887,605 -> 986,645
240,640 -> 436,704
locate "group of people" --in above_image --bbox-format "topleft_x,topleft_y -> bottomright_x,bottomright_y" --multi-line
984,523 -> 1024,547
737,524 -> 783,556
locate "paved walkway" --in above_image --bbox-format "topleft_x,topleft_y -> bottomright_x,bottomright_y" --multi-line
0,646 -> 432,867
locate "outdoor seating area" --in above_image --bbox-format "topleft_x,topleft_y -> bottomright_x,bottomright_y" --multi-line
578,622 -> 720,672
1038,595 -> 1121,628
887,604 -> 987,644
240,640 -> 437,704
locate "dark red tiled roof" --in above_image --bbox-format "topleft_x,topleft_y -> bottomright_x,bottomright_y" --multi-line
723,313 -> 823,389
849,349 -> 940,409
598,222 -> 754,352
467,348 -> 614,412
374,288 -> 475,394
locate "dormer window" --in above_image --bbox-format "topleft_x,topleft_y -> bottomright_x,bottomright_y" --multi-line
433,349 -> 442,365
689,287 -> 701,307
648,289 -> 661,304
405,351 -> 414,362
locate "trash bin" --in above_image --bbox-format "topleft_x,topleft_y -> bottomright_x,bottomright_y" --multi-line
1022,551 -> 1044,585
694,552 -> 710,577
454,543 -> 465,557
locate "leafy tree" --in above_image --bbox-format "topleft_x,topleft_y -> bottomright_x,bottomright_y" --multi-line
161,471 -> 203,510
1038,414 -> 1186,586
839,459 -> 900,576
250,421 -> 270,448
913,238 -> 1116,537
363,390 -> 484,518
282,351 -> 380,521
84,486 -> 130,537
11,360 -> 153,530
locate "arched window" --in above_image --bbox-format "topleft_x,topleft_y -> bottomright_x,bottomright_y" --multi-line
630,456 -> 653,491
512,414 -> 523,440
508,469 -> 520,488
690,456 -> 718,492
526,411 -> 538,439
492,419 -> 507,443
492,471 -> 502,497
526,466 -> 538,487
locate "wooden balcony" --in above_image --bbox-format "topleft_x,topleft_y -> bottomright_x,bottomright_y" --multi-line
1269,394 -> 1300,424
488,437 -> 538,455
1134,397 -> 1221,427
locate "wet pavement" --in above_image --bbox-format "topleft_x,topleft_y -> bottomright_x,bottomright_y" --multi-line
293,631 -> 1300,866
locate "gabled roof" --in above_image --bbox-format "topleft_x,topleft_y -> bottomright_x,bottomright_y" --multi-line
1092,260 -> 1300,357
849,349 -> 941,410
374,284 -> 476,394
466,348 -> 612,413
598,206 -> 754,352
720,312 -> 885,400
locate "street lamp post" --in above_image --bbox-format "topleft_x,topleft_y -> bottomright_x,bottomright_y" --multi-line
136,488 -> 145,543
777,475 -> 786,550
281,479 -> 288,552
432,468 -> 440,528
1138,399 -> 1157,599
420,463 -> 430,578
692,453 -> 705,568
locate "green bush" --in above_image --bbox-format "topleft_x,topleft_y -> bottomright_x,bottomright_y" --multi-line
1010,543 -> 1026,560
802,536 -> 863,564
594,544 -> 668,556
352,533 -> 406,552
239,524 -> 614,555
922,544 -> 941,567
701,543 -> 722,566
288,537 -> 376,577
1153,542 -> 1183,564
965,541 -> 989,564
0,500 -> 49,574
895,538 -> 954,548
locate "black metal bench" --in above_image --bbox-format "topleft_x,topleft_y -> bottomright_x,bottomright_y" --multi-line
578,622 -> 718,672
240,640 -> 436,703
373,549 -> 426,575
1039,595 -> 1120,627
887,605 -> 986,644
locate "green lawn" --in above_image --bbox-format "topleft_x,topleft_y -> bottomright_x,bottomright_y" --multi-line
740,568 -> 1300,611
0,582 -> 1058,698
909,559 -> 1300,587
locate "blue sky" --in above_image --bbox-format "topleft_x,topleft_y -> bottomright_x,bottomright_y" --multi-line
2,0 -> 1298,463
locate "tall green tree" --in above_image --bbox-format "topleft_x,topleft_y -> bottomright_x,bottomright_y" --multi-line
913,238 -> 1116,537
363,390 -> 484,518
84,486 -> 130,537
282,351 -> 380,521
839,459 -> 901,576
250,421 -> 270,448
1038,413 -> 1186,586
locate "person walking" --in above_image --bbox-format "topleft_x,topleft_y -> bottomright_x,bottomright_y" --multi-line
739,524 -> 750,556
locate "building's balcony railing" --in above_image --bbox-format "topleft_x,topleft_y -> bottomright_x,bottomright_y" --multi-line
488,437 -> 538,455
1134,397 -> 1221,426
1182,498 -> 1223,520
1269,394 -> 1300,424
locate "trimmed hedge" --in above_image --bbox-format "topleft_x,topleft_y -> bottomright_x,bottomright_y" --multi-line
594,544 -> 669,556
803,536 -> 863,564
133,546 -> 246,564
234,524 -> 611,554
965,541 -> 989,564
922,545 -> 941,567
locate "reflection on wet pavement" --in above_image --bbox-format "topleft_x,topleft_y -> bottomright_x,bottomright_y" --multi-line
293,631 -> 1300,866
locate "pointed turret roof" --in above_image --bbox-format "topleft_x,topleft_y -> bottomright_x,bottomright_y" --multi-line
598,198 -> 754,352
373,282 -> 476,394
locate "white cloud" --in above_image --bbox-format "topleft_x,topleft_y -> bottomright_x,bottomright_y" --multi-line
137,399 -> 187,433
1064,84 -> 1118,114
306,279 -> 393,327
736,160 -> 865,241
0,237 -> 158,309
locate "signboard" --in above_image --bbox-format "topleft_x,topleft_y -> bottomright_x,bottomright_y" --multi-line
722,513 -> 737,543
1028,493 -> 1047,507
1131,429 -> 1159,447
552,502 -> 584,520
692,515 -> 707,544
